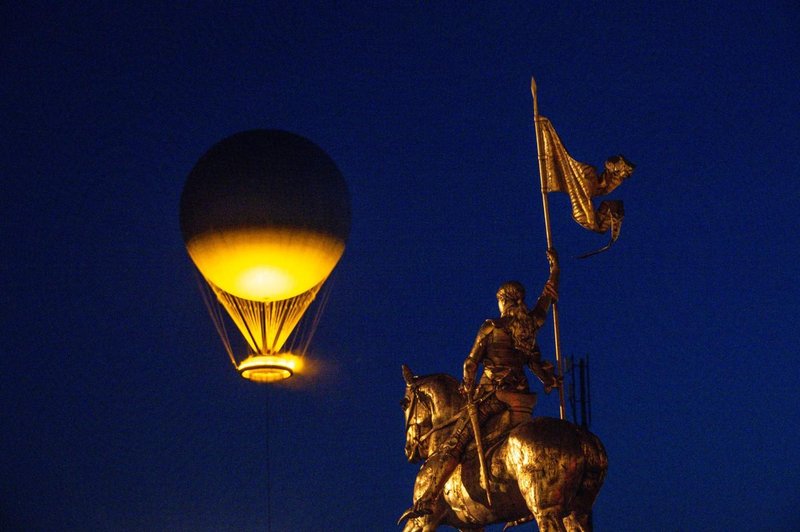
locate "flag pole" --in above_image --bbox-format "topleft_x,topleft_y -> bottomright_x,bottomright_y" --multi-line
531,77 -> 566,420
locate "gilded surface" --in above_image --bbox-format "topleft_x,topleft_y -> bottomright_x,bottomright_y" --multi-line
537,117 -> 635,236
399,251 -> 607,531
400,370 -> 607,532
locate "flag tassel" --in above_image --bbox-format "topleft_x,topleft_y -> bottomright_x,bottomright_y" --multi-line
577,215 -> 619,259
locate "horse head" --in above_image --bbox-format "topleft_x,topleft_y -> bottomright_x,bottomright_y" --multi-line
401,365 -> 464,463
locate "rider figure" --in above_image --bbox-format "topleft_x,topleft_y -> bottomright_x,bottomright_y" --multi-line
404,249 -> 561,519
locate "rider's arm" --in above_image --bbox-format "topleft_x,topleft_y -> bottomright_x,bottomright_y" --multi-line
527,342 -> 558,392
530,249 -> 559,328
462,320 -> 493,395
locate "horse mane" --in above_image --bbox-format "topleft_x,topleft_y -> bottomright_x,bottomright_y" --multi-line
415,373 -> 465,423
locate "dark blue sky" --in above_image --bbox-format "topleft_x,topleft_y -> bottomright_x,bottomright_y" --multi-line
2,2 -> 799,530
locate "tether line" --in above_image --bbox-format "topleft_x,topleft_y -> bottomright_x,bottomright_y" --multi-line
265,390 -> 272,532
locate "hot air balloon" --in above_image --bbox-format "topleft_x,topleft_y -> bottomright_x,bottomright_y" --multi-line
180,130 -> 350,382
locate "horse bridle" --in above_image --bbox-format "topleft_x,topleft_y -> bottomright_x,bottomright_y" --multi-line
403,383 -> 460,457
403,385 -> 428,456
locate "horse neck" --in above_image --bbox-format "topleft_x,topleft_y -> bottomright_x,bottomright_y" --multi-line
420,377 -> 464,455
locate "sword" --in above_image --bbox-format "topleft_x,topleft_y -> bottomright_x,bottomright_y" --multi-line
467,392 -> 494,508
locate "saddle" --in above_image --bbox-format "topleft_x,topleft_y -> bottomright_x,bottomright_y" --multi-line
495,389 -> 537,425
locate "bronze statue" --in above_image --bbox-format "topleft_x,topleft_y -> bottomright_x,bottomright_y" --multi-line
399,250 -> 607,531
400,369 -> 607,531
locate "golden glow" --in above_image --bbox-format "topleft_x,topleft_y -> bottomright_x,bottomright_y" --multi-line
186,228 -> 345,301
237,353 -> 304,383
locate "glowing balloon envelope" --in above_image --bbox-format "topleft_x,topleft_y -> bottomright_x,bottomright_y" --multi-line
180,130 -> 350,381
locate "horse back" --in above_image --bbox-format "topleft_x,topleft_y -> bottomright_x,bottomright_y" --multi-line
504,417 -> 607,512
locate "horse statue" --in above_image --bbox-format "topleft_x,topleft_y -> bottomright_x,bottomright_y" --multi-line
400,365 -> 607,532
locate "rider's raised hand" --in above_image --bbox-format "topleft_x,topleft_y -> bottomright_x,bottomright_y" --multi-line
546,247 -> 559,273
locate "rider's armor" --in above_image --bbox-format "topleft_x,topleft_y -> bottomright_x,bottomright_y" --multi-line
440,318 -> 539,458
475,317 -> 531,392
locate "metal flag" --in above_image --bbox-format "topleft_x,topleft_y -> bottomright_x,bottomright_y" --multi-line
536,113 -> 635,257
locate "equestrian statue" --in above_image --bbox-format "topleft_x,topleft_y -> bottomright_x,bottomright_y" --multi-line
399,250 -> 608,531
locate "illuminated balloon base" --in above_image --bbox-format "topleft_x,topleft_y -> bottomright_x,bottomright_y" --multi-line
237,353 -> 303,383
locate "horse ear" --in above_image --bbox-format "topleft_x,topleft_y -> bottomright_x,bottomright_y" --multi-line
401,364 -> 416,386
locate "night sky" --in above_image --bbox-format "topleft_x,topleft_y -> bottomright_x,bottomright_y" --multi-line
3,2 -> 799,531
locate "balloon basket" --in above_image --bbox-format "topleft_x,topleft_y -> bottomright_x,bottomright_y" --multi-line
237,354 -> 302,383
